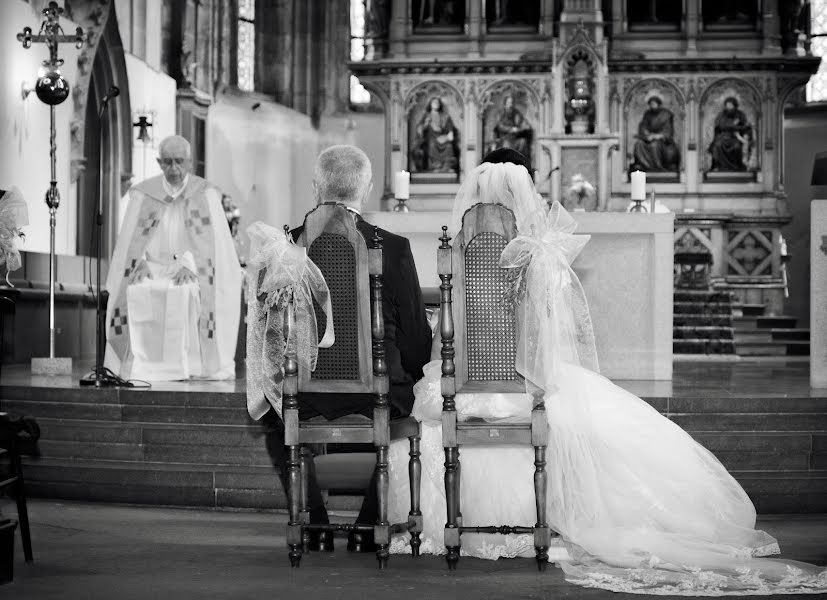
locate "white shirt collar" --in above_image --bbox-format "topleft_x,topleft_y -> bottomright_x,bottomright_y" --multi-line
162,174 -> 190,199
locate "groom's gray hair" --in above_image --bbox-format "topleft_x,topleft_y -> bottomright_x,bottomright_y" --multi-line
313,145 -> 372,208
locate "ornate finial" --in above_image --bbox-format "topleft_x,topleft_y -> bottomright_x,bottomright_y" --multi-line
283,224 -> 290,240
439,226 -> 451,248
372,226 -> 383,249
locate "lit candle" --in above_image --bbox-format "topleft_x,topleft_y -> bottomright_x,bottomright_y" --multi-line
394,170 -> 410,200
631,170 -> 646,201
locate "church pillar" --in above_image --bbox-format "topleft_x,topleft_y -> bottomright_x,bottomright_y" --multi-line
762,0 -> 782,55
389,0 -> 408,58
685,0 -> 699,56
685,83 -> 699,193
293,1 -> 307,113
468,0 -> 482,57
464,81 -> 478,174
541,0 -> 555,36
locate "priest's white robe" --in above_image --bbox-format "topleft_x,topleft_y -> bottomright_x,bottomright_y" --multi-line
104,174 -> 242,381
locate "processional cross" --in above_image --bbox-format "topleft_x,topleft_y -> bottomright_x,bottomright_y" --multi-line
16,2 -> 85,365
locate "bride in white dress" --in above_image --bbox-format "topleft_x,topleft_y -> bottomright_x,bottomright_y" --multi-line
385,160 -> 827,595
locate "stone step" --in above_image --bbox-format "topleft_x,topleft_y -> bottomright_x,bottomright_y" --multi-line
735,341 -> 810,357
673,291 -> 734,303
35,418 -> 262,447
734,470 -> 827,514
673,314 -> 733,327
735,331 -> 773,344
1,399 -> 253,425
771,328 -> 810,342
670,412 -> 827,432
756,316 -> 798,329
0,385 -> 243,408
739,303 -> 767,317
675,301 -> 734,315
673,339 -> 735,354
673,325 -> 734,339
19,455 -> 827,514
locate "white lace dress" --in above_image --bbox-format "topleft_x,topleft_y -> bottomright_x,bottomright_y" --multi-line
386,360 -> 827,595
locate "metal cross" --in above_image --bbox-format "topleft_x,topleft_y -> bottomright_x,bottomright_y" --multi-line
15,1 -> 85,360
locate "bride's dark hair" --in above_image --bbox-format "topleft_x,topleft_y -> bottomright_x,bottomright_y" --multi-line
481,148 -> 532,174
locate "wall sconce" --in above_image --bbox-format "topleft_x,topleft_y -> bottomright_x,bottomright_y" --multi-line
133,115 -> 153,143
21,81 -> 34,100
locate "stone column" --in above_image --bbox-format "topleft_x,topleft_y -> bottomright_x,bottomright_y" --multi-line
762,0 -> 782,55
811,199 -> 827,387
467,0 -> 482,57
388,0 -> 408,58
685,0 -> 699,56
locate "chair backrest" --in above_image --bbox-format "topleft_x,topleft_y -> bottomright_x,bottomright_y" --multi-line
450,203 -> 521,393
295,203 -> 375,394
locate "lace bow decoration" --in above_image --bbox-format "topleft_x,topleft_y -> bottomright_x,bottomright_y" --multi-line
499,201 -> 598,396
0,187 -> 29,287
245,222 -> 334,419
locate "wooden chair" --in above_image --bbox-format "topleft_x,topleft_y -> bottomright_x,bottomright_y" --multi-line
0,413 -> 38,564
437,202 -> 553,571
283,203 -> 422,569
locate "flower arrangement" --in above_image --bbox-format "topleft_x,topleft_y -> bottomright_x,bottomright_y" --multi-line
565,174 -> 596,211
0,187 -> 28,286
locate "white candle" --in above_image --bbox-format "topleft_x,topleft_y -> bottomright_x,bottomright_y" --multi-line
394,170 -> 410,200
631,170 -> 646,201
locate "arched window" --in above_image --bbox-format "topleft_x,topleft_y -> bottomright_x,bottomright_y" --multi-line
350,0 -> 370,105
809,0 -> 827,101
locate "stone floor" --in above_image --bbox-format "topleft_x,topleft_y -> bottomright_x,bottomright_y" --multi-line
2,499 -> 827,600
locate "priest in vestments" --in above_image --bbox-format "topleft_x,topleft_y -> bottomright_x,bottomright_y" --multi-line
104,135 -> 242,381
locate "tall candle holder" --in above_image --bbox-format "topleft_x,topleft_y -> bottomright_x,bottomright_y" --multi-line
17,2 -> 85,375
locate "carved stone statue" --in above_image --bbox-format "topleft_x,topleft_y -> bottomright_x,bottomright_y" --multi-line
489,94 -> 533,165
708,96 -> 753,172
631,95 -> 680,172
411,96 -> 460,174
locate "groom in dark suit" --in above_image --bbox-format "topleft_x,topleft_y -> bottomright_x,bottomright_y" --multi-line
261,145 -> 432,552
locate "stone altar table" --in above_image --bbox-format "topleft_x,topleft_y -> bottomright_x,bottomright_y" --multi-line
365,211 -> 674,381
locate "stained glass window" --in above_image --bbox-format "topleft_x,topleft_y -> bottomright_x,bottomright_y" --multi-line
350,0 -> 370,105
809,0 -> 827,101
238,0 -> 255,92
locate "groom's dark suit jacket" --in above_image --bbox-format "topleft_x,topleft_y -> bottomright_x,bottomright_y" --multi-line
290,212 -> 432,420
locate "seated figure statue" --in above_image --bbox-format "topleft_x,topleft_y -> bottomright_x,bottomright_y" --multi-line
631,95 -> 680,172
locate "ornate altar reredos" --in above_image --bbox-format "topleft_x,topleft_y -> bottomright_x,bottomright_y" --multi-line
352,0 -> 817,216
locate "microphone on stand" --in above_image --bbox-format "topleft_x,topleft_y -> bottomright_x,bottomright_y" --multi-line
98,86 -> 119,119
81,84 -> 125,387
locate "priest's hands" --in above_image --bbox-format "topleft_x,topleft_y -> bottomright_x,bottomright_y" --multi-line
129,259 -> 152,284
172,266 -> 198,286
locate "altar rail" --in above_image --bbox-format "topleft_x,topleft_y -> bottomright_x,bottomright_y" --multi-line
673,213 -> 791,315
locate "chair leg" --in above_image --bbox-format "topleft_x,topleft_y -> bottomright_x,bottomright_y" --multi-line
408,434 -> 422,557
444,446 -> 460,570
533,444 -> 550,572
286,444 -> 303,568
12,448 -> 32,563
375,445 -> 390,569
299,448 -> 311,552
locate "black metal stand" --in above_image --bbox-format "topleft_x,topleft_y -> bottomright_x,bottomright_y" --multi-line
80,91 -> 121,387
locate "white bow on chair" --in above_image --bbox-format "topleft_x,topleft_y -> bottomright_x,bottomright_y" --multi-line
245,222 -> 334,419
499,201 -> 599,396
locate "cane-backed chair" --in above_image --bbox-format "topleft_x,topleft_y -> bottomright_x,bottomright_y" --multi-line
438,202 -> 553,571
283,203 -> 422,569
